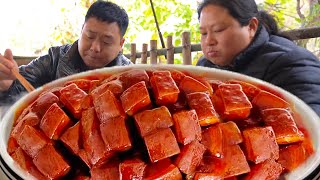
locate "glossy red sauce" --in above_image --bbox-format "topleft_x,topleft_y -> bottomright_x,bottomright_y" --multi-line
8,69 -> 314,179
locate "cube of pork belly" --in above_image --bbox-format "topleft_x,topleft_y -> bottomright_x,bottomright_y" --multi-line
218,121 -> 243,145
144,158 -> 172,176
78,149 -> 91,169
201,125 -> 223,157
11,112 -> 40,140
170,69 -> 186,86
40,103 -> 72,140
166,93 -> 188,114
242,126 -> 279,164
93,89 -> 126,123
33,144 -> 71,179
17,125 -> 50,158
134,106 -> 173,137
197,121 -> 244,157
7,136 -> 19,155
43,86 -> 63,98
11,147 -> 48,180
196,145 -> 250,178
119,158 -> 147,180
11,148 -> 48,179
64,79 -> 99,92
194,173 -> 224,180
120,81 -> 152,116
278,143 -> 309,171
118,69 -> 150,90
73,174 -> 91,180
212,84 -> 252,121
207,79 -> 224,93
144,128 -> 180,163
187,92 -> 220,126
86,130 -> 114,167
145,164 -> 182,180
234,116 -> 263,130
227,80 -> 261,100
150,71 -> 180,105
174,141 -> 206,175
197,78 -> 214,95
81,108 -> 99,141
29,92 -> 60,118
179,76 -> 211,95
172,110 -> 202,145
11,147 -> 33,172
194,173 -> 237,180
28,164 -> 48,180
100,116 -> 132,152
81,108 -> 113,167
15,92 -> 59,125
90,79 -> 124,98
222,145 -> 250,177
60,122 -> 81,154
81,94 -> 94,110
244,159 -> 283,180
90,160 -> 120,180
252,90 -> 290,110
196,156 -> 225,178
60,83 -> 88,118
73,175 -> 91,180
300,136 -> 314,158
261,108 -> 304,144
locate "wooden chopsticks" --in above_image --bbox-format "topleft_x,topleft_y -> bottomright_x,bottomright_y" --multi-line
0,63 -> 35,92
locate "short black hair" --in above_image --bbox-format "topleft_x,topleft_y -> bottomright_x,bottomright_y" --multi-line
85,1 -> 129,37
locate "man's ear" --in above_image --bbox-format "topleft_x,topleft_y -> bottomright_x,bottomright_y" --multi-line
120,38 -> 125,47
248,17 -> 259,39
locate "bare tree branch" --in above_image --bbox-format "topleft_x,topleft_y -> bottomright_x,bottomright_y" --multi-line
149,0 -> 166,49
281,26 -> 320,40
297,0 -> 306,27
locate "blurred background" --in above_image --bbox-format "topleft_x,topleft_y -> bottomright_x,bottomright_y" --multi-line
0,0 -> 319,64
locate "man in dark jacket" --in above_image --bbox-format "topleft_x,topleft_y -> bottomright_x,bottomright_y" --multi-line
0,1 -> 131,105
197,0 -> 320,116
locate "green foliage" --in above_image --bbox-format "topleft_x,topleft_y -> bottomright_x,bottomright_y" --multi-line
306,3 -> 320,26
126,1 -> 199,42
43,0 -> 90,51
261,0 -> 319,50
124,0 -> 200,63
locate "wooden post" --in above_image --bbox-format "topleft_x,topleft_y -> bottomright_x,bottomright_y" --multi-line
182,32 -> 192,65
141,43 -> 148,64
150,40 -> 158,64
166,36 -> 174,64
130,43 -> 136,64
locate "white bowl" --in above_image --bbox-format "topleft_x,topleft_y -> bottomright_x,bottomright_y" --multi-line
1,64 -> 320,180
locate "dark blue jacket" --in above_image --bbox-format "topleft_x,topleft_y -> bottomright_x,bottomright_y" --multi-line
0,40 -> 132,105
197,26 -> 320,116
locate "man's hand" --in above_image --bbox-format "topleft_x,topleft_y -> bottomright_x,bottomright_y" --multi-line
0,49 -> 18,92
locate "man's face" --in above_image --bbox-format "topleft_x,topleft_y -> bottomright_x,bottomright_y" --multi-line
199,5 -> 255,66
78,17 -> 124,69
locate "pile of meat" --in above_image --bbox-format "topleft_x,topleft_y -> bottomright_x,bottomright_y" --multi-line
7,69 -> 313,180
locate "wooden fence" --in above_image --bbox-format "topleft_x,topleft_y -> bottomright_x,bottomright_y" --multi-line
125,32 -> 196,65
13,26 -> 320,66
